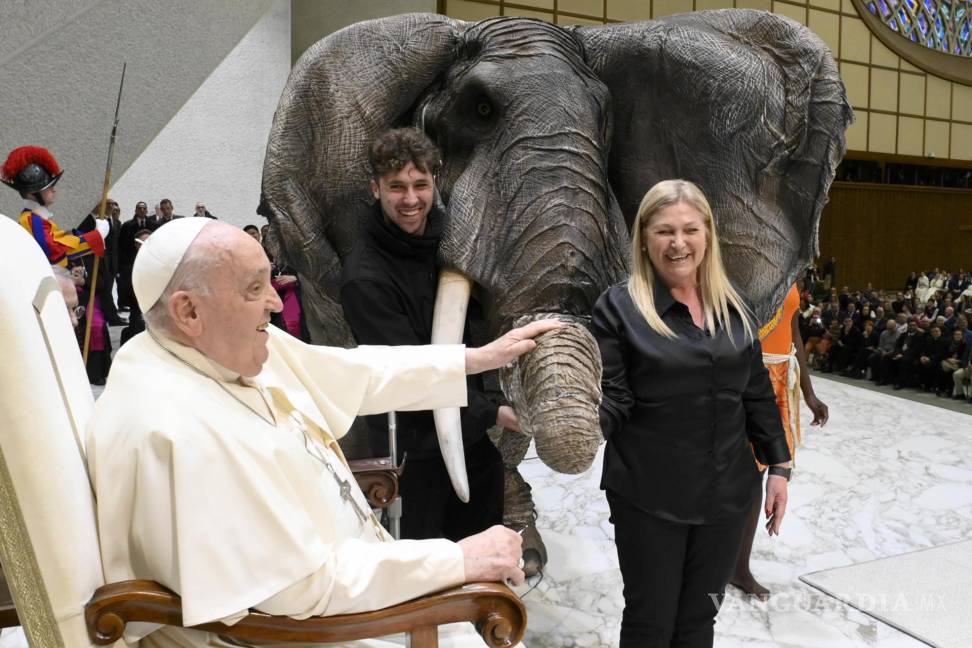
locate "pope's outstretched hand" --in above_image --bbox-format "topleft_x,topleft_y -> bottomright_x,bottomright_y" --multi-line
465,319 -> 561,375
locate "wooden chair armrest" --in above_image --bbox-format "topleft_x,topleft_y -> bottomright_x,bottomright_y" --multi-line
86,579 -> 525,647
348,456 -> 403,508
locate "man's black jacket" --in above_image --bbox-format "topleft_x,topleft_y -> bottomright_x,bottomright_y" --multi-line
340,204 -> 499,460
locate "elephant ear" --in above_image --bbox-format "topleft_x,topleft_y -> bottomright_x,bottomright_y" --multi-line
576,10 -> 852,324
261,13 -> 462,345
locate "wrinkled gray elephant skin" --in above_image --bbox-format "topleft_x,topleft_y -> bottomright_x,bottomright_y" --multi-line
260,11 -> 851,476
500,313 -> 602,474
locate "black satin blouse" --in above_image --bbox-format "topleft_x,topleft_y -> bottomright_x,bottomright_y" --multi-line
592,282 -> 790,524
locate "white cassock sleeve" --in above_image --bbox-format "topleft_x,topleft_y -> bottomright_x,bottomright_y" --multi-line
250,537 -> 465,620
263,326 -> 469,440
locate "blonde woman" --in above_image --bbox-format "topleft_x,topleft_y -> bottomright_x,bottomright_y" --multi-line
592,180 -> 791,647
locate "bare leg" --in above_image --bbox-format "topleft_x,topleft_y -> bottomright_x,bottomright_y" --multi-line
729,491 -> 770,601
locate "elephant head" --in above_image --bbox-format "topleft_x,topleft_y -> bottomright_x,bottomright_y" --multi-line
260,10 -> 851,494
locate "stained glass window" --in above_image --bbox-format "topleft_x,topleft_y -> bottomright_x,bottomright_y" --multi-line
866,0 -> 972,55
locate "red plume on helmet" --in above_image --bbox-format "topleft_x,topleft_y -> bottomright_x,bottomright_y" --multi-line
1,146 -> 64,195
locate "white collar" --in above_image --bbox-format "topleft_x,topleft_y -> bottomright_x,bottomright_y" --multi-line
150,330 -> 245,384
23,199 -> 54,221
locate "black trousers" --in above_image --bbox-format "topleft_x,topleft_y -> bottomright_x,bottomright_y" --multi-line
608,491 -> 749,648
399,436 -> 504,542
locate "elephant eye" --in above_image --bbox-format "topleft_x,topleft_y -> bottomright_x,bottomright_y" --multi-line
475,97 -> 493,120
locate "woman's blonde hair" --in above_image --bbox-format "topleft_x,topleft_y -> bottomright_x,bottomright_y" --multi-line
627,179 -> 754,341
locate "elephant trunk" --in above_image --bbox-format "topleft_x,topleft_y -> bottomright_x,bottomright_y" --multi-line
500,313 -> 602,474
430,269 -> 472,503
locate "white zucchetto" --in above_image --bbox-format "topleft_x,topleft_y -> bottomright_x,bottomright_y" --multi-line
132,218 -> 211,311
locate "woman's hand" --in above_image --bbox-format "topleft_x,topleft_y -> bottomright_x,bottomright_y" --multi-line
496,405 -> 522,433
764,475 -> 788,536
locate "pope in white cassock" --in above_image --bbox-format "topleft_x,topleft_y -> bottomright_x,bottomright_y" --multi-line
87,219 -> 553,647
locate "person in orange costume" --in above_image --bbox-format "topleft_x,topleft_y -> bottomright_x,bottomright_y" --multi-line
730,282 -> 829,599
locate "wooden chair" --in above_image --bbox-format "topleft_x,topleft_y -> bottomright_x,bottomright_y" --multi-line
0,216 -> 525,647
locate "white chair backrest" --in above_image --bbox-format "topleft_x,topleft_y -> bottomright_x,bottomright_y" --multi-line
0,216 -> 108,647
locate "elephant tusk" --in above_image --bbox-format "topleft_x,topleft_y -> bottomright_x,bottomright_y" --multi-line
431,269 -> 473,503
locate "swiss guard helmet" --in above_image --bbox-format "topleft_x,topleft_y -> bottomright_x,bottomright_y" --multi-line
1,146 -> 64,198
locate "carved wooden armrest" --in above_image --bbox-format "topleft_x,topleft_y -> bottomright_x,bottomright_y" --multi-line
86,580 -> 525,648
348,456 -> 403,508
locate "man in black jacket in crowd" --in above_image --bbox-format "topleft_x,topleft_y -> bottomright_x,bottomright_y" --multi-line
340,128 -> 519,541
117,201 -> 156,310
886,320 -> 924,389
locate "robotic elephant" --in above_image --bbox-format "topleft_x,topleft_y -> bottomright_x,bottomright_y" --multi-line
260,11 -> 851,571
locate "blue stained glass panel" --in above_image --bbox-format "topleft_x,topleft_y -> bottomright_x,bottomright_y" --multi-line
872,0 -> 971,55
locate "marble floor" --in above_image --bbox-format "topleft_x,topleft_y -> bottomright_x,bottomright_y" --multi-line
514,375 -> 972,647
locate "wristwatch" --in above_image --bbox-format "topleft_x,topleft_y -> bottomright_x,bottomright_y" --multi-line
768,466 -> 792,481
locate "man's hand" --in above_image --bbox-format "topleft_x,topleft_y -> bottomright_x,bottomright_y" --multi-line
465,319 -> 561,375
764,475 -> 788,536
276,274 -> 298,286
496,406 -> 521,433
805,394 -> 828,426
458,525 -> 524,586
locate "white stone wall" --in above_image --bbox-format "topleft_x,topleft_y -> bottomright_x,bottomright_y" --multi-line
110,0 -> 291,228
0,0 -> 274,226
2,0 -> 438,231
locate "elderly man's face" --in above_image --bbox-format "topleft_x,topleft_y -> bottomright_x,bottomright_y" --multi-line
193,226 -> 282,376
57,276 -> 80,329
135,202 -> 148,217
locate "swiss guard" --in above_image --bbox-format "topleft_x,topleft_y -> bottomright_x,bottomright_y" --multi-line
1,146 -> 109,266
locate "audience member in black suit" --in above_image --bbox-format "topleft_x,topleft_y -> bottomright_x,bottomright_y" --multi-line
884,320 -> 923,389
156,198 -> 180,225
832,317 -> 863,375
821,301 -> 840,330
937,329 -> 967,397
916,324 -> 948,391
117,201 -> 156,310
850,319 -> 879,378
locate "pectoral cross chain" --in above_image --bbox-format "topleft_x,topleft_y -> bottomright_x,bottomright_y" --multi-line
326,462 -> 369,525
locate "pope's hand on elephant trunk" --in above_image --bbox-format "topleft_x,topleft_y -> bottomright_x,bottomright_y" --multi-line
464,319 -> 562,375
